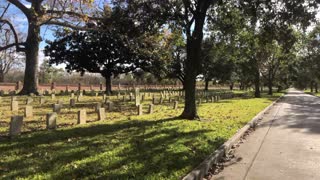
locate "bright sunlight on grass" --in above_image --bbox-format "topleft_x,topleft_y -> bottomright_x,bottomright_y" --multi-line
0,92 -> 282,179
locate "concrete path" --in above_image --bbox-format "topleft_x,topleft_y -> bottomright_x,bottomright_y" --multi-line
212,89 -> 320,180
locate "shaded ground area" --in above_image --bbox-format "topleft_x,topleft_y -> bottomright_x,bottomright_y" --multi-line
212,89 -> 320,180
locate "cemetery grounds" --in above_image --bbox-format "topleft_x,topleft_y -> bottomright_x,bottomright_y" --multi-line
0,89 -> 283,179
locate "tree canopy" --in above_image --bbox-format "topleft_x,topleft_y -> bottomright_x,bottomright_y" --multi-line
45,28 -> 158,94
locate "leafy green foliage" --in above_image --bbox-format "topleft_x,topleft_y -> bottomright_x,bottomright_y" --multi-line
242,0 -> 318,94
293,24 -> 320,90
45,30 -> 149,76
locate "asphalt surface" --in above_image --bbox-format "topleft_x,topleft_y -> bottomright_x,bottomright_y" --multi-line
212,89 -> 320,180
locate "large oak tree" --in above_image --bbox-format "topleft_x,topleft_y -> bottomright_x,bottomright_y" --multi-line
0,0 -> 102,94
45,29 -> 156,95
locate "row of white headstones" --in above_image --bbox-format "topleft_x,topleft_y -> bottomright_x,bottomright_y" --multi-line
6,88 -> 229,137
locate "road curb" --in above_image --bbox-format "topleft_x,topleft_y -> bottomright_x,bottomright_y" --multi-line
182,95 -> 284,180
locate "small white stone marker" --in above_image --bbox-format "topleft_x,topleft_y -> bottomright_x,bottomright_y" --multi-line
26,97 -> 33,105
106,101 -> 113,111
95,103 -> 102,112
9,116 -> 23,137
57,99 -> 64,107
53,104 -> 62,113
11,101 -> 19,111
159,97 -> 163,104
98,108 -> 105,120
70,99 -> 76,107
77,95 -> 81,102
46,113 -> 57,129
137,104 -> 143,116
78,110 -> 87,124
174,101 -> 178,110
135,88 -> 140,106
148,104 -> 154,114
40,97 -> 46,104
24,106 -> 33,118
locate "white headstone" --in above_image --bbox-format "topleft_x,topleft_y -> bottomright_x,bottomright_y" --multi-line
24,106 -> 33,118
46,113 -> 57,129
78,110 -> 86,124
9,116 -> 23,137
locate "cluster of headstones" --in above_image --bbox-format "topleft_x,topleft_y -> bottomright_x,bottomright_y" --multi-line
41,88 -> 103,97
49,82 -> 183,95
195,91 -> 236,103
6,88 -> 234,137
218,92 -> 234,99
7,89 -> 164,137
8,94 -> 112,137
0,90 -> 20,96
133,88 -> 183,114
124,84 -> 182,92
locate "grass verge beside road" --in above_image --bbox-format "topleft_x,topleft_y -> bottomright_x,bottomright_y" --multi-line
0,92 -> 282,179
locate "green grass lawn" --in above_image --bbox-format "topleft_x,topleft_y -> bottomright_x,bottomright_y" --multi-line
0,91 -> 282,179
303,89 -> 320,96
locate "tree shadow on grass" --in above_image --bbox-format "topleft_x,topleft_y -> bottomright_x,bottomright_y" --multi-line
0,117 -> 225,179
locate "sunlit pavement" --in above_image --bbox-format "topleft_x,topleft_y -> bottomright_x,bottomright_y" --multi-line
212,89 -> 320,180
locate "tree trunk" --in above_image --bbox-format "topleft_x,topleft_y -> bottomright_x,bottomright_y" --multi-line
180,3 -> 210,119
315,83 -> 318,93
268,80 -> 273,95
181,69 -> 198,119
230,83 -> 234,90
19,21 -> 40,95
254,69 -> 261,98
204,79 -> 209,91
0,71 -> 4,82
267,69 -> 274,95
277,86 -> 282,92
180,35 -> 203,120
105,74 -> 112,95
310,81 -> 314,93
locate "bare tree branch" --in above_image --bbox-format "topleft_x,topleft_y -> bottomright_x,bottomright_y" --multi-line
7,0 -> 31,18
0,42 -> 25,51
0,3 -> 10,19
0,19 -> 26,51
45,10 -> 103,21
43,20 -> 105,31
0,33 -> 23,81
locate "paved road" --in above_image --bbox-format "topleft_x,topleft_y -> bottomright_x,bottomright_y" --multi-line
212,89 -> 320,180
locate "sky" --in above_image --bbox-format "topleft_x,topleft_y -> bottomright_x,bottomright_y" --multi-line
1,0 -> 320,67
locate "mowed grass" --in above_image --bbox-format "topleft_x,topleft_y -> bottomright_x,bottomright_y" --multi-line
303,89 -> 320,96
0,91 -> 282,179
